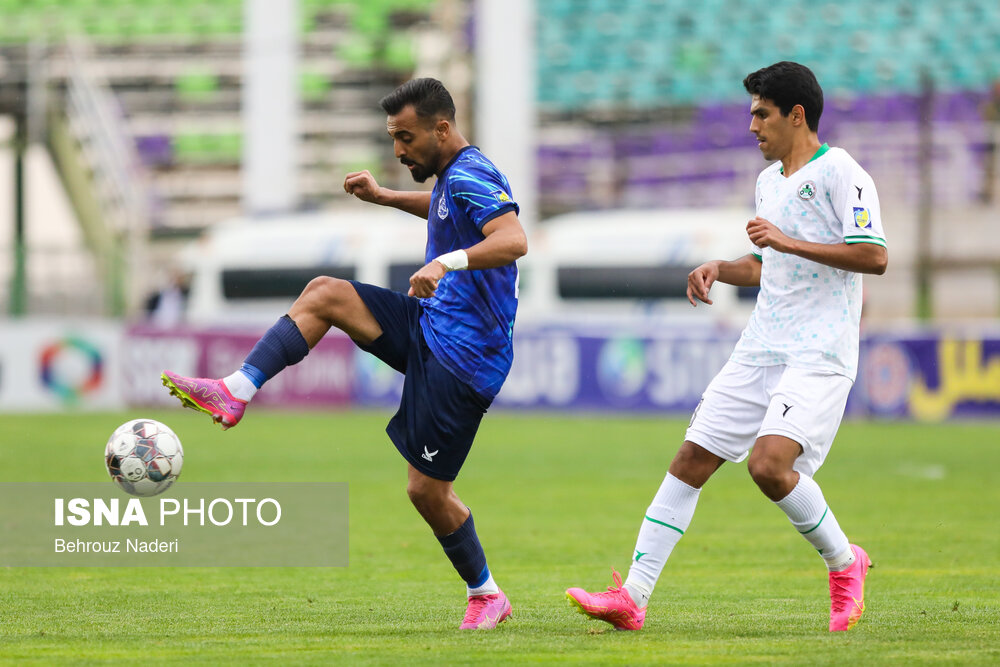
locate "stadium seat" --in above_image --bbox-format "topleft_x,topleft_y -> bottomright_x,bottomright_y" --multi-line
536,0 -> 1000,113
337,34 -> 378,68
300,70 -> 332,102
383,33 -> 416,71
176,70 -> 220,103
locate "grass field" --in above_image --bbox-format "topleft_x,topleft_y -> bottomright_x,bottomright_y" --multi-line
1,410 -> 998,665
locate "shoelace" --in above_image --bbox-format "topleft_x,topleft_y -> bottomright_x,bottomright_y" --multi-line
599,569 -> 634,607
608,569 -> 625,591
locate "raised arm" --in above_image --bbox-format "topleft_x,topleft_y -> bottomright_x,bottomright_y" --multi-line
687,253 -> 762,306
343,170 -> 432,219
408,211 -> 527,298
747,216 -> 888,274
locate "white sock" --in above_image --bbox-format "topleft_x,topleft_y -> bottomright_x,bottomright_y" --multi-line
775,474 -> 854,571
223,370 -> 257,403
624,473 -> 701,608
467,572 -> 499,597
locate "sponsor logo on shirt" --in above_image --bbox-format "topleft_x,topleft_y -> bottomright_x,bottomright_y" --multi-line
853,207 -> 871,229
437,195 -> 449,220
797,181 -> 817,200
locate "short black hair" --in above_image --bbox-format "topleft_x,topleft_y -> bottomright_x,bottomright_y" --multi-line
743,61 -> 823,132
379,78 -> 456,121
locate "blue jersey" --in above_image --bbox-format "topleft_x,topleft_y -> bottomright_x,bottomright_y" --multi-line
419,146 -> 520,400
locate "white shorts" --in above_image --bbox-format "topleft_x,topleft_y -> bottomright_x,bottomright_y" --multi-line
684,361 -> 853,477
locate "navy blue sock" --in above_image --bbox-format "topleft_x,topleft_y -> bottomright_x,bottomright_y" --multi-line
242,315 -> 310,388
437,512 -> 490,588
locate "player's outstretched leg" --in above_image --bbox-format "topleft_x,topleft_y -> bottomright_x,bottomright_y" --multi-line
565,569 -> 646,631
161,314 -> 310,430
828,544 -> 871,631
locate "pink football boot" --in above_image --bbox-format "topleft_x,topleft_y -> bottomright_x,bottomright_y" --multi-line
566,569 -> 646,631
460,590 -> 512,630
829,544 -> 872,631
161,370 -> 247,430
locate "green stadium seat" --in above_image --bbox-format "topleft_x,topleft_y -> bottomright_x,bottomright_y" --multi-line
382,33 -> 416,71
85,12 -> 128,41
212,133 -> 243,163
337,34 -> 377,68
173,133 -> 206,163
352,5 -> 389,37
176,70 -> 220,102
131,11 -> 170,39
300,70 -> 332,102
174,132 -> 242,164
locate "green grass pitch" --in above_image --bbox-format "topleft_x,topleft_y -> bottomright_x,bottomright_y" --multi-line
1,410 -> 998,664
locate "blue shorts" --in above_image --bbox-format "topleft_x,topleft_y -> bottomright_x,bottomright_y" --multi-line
349,281 -> 491,482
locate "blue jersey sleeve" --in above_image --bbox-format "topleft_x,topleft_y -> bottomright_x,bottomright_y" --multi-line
446,164 -> 519,230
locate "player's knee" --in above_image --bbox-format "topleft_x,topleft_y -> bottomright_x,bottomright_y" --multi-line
747,456 -> 791,493
300,276 -> 352,317
668,441 -> 722,488
406,478 -> 440,512
408,476 -> 458,520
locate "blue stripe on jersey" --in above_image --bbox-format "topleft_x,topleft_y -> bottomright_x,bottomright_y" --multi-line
418,146 -> 520,400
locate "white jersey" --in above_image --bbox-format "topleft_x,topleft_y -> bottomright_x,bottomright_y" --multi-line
730,145 -> 886,380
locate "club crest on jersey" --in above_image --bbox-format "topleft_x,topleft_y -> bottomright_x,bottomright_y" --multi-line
491,190 -> 511,203
797,181 -> 817,200
437,196 -> 449,219
853,207 -> 871,229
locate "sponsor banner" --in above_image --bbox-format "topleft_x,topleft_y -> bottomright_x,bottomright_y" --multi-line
497,328 -> 735,411
1,482 -> 348,566
354,326 -> 1000,420
0,319 -> 123,411
352,325 -> 737,412
855,334 -> 1000,421
125,326 -> 355,407
4,319 -> 999,421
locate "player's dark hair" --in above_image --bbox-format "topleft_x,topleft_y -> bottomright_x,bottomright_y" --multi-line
379,78 -> 456,121
743,61 -> 823,132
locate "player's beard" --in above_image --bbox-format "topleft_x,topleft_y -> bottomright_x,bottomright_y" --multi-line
402,147 -> 440,183
406,162 -> 434,183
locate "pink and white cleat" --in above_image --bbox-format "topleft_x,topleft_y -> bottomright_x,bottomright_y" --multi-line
459,590 -> 512,630
161,370 -> 247,430
829,544 -> 872,631
566,569 -> 646,631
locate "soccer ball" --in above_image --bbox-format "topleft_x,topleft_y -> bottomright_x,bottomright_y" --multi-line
105,419 -> 184,497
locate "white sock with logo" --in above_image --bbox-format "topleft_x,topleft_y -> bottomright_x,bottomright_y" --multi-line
623,473 -> 701,608
223,370 -> 257,402
774,474 -> 854,572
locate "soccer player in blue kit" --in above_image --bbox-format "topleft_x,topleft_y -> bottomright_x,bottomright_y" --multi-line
162,78 -> 527,629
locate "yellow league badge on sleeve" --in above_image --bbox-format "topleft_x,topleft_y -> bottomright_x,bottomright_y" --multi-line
853,207 -> 871,229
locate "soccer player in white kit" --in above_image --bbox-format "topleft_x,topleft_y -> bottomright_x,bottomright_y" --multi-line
566,61 -> 888,632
